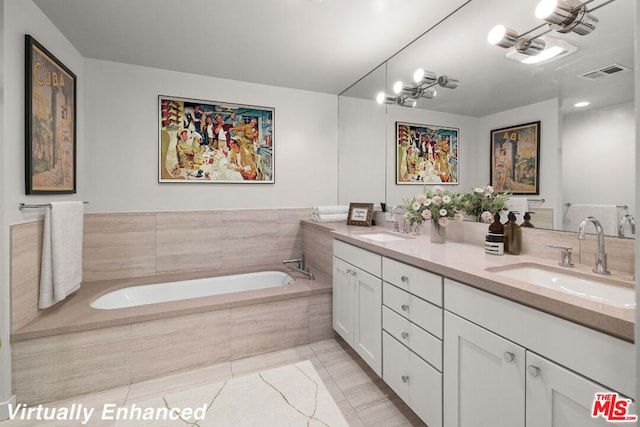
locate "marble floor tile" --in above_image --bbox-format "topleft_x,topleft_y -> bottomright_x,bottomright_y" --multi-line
230,344 -> 316,377
126,362 -> 232,403
2,338 -> 421,427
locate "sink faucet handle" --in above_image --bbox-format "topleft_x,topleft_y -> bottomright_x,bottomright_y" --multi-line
548,244 -> 574,267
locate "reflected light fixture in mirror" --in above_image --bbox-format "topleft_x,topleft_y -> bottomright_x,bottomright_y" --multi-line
377,69 -> 456,108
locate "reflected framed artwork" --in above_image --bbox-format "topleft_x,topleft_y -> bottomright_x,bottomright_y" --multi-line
159,95 -> 275,183
25,35 -> 77,194
396,121 -> 459,185
490,121 -> 540,195
347,203 -> 374,227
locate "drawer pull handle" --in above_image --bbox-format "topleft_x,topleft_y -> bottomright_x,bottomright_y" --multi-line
401,331 -> 409,339
401,275 -> 409,283
401,304 -> 409,312
503,351 -> 515,363
401,375 -> 409,383
528,365 -> 540,377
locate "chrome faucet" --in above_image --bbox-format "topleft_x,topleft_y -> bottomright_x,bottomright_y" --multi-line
391,205 -> 408,233
617,214 -> 636,237
283,254 -> 314,280
577,216 -> 610,275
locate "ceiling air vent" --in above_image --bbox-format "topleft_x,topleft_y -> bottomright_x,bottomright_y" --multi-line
579,63 -> 632,80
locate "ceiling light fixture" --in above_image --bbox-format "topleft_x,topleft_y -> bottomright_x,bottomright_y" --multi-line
574,101 -> 590,107
489,0 -> 612,58
377,69 -> 457,108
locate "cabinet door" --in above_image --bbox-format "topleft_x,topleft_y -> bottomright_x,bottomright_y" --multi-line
526,352 -> 637,427
353,267 -> 382,376
444,311 -> 525,427
333,257 -> 354,344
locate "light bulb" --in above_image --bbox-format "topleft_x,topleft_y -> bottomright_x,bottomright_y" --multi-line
535,0 -> 558,19
376,92 -> 385,104
574,101 -> 590,107
393,81 -> 404,95
413,68 -> 425,84
487,25 -> 507,45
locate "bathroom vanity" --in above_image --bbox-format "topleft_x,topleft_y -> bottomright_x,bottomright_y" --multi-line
323,222 -> 635,427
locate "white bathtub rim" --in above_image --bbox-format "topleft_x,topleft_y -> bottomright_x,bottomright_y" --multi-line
90,270 -> 295,310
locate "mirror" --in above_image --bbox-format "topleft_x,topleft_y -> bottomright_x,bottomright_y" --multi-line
338,0 -> 635,237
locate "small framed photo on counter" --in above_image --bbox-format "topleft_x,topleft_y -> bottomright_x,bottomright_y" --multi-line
347,203 -> 374,227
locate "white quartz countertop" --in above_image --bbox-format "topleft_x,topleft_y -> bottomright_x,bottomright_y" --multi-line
303,220 -> 635,342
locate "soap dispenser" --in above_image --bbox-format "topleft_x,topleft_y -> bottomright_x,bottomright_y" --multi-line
521,212 -> 535,228
485,212 -> 504,255
503,211 -> 522,255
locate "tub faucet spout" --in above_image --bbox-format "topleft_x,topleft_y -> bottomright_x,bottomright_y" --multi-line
283,255 -> 314,280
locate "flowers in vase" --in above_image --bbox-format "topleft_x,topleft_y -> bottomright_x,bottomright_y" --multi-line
460,185 -> 510,223
404,185 -> 463,228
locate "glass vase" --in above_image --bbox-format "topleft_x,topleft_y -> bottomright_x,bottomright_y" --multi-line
430,221 -> 447,244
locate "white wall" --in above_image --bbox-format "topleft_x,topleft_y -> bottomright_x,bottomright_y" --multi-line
84,59 -> 338,212
562,102 -> 636,222
338,96 -> 386,205
1,0 -> 86,416
477,98 -> 561,228
385,105 -> 480,207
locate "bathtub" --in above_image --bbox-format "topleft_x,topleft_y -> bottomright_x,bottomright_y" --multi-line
91,270 -> 294,310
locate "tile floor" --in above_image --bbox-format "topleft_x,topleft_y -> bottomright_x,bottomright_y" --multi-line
1,338 -> 425,426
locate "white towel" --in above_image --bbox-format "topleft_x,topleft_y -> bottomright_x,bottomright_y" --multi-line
568,204 -> 618,236
500,198 -> 529,224
39,201 -> 84,309
312,206 -> 349,216
310,213 -> 348,223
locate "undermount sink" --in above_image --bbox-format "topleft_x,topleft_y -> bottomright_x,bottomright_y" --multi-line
357,232 -> 413,243
488,263 -> 635,309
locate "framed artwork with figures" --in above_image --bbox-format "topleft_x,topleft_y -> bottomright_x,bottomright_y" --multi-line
396,121 -> 459,185
159,95 -> 275,183
490,121 -> 540,195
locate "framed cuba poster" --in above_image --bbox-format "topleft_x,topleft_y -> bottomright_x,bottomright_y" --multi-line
490,121 -> 540,195
396,121 -> 459,184
25,35 -> 77,194
159,95 -> 275,183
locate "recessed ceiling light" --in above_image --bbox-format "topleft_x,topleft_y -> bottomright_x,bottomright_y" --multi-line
521,46 -> 563,64
574,101 -> 590,107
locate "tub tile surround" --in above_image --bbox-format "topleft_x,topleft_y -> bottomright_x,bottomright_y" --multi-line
10,207 -> 311,334
11,280 -> 333,404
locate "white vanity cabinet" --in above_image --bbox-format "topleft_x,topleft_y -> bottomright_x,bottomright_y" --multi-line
333,240 -> 382,375
444,311 -> 525,427
444,278 -> 635,427
382,257 -> 444,427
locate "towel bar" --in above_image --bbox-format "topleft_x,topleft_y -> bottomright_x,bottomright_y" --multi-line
565,202 -> 628,209
19,201 -> 89,210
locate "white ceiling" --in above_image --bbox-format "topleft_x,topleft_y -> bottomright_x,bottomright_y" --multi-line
33,0 -> 470,95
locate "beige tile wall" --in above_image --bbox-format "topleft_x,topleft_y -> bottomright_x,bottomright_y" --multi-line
10,208 -> 310,333
12,293 -> 332,405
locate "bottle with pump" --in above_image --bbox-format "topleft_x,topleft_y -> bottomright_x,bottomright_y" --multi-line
485,212 -> 504,255
521,212 -> 535,228
503,211 -> 522,255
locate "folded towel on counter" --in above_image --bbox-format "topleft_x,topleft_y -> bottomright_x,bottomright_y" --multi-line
311,206 -> 349,216
310,213 -> 349,223
39,201 -> 84,309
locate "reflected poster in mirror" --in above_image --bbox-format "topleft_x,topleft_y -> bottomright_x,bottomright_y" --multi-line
159,95 -> 274,183
396,122 -> 459,185
490,121 -> 540,195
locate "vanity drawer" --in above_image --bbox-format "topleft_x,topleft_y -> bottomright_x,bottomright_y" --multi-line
383,331 -> 442,427
383,282 -> 442,339
333,240 -> 381,277
383,306 -> 442,371
383,258 -> 443,306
